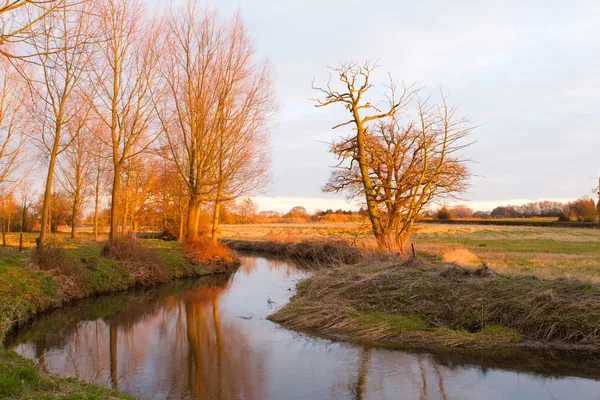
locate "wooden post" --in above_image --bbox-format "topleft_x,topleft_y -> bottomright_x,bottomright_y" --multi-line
411,243 -> 416,259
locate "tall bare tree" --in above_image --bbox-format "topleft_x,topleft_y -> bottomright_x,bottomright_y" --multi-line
92,0 -> 161,242
20,2 -> 94,247
57,97 -> 94,238
209,15 -> 274,243
155,2 -> 223,242
317,63 -> 472,248
91,129 -> 109,240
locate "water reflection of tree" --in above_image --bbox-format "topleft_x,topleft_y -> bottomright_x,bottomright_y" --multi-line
181,284 -> 266,399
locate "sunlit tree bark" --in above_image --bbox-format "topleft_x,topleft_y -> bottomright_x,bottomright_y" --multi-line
0,0 -> 65,59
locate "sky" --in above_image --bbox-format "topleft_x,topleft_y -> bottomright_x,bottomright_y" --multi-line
149,0 -> 600,213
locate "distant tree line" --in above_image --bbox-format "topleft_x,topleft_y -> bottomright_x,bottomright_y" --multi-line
434,198 -> 598,223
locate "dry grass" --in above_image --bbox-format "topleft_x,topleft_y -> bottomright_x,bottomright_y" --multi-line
442,248 -> 481,266
221,223 -> 600,282
103,236 -> 169,285
270,257 -> 600,349
183,237 -> 240,273
224,239 -> 362,266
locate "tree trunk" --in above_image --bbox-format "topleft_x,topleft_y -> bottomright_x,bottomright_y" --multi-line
186,195 -> 200,242
71,196 -> 79,239
179,207 -> 184,242
211,186 -> 223,244
40,146 -> 60,248
93,189 -> 100,241
353,115 -> 385,246
109,164 -> 121,243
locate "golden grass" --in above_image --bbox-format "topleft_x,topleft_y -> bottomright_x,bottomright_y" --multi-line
221,223 -> 600,282
270,257 -> 600,349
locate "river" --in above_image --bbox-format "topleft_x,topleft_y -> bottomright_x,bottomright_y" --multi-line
4,255 -> 600,399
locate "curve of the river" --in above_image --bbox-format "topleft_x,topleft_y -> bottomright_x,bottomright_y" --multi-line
5,254 -> 600,399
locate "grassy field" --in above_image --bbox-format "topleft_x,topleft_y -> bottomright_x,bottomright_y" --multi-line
220,223 -> 600,282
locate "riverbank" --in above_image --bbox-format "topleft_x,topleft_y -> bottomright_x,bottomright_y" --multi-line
269,256 -> 600,351
0,236 -> 238,399
0,349 -> 133,399
224,239 -> 362,265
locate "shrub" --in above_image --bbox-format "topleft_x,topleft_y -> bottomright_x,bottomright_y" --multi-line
103,237 -> 168,285
436,207 -> 453,220
31,241 -> 77,274
184,237 -> 238,272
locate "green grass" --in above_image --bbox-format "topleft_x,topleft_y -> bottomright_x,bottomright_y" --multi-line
0,233 -> 224,399
0,349 -> 133,400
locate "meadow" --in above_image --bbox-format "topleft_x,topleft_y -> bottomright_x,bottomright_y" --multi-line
220,222 -> 600,282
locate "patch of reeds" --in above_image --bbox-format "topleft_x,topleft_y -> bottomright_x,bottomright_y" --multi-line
270,257 -> 600,349
223,239 -> 362,266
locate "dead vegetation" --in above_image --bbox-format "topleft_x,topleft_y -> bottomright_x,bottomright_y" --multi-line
102,237 -> 169,285
270,256 -> 600,350
224,239 -> 362,266
183,237 -> 240,273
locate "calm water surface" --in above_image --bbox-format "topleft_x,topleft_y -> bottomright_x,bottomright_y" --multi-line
5,255 -> 600,399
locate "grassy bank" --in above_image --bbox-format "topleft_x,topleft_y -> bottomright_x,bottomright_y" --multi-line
0,233 -> 238,399
224,239 -> 362,265
269,256 -> 600,351
0,349 -> 133,400
221,223 -> 600,282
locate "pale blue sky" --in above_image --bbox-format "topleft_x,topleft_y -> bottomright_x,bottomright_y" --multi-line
149,0 -> 600,212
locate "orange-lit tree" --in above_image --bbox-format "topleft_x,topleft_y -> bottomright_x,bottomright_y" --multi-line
317,62 -> 472,248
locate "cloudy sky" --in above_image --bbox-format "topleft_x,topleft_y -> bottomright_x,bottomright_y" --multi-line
150,0 -> 600,212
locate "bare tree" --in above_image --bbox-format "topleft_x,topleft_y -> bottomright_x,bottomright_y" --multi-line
317,63 -> 472,248
18,1 -> 94,247
209,14 -> 275,243
0,0 -> 66,59
92,0 -> 161,242
91,129 -> 109,240
56,96 -> 94,238
155,2 -> 223,242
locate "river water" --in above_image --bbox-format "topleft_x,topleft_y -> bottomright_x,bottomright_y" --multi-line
5,255 -> 600,399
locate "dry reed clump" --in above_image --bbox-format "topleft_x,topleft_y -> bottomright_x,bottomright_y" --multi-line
183,237 -> 239,273
223,239 -> 362,266
270,257 -> 600,349
103,237 -> 169,285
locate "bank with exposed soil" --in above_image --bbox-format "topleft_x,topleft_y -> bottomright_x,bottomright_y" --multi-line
268,256 -> 600,351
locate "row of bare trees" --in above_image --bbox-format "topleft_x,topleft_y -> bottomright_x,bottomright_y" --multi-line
1,0 -> 274,247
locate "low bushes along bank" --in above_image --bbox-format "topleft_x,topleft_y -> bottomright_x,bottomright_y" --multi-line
270,257 -> 600,350
1,236 -> 238,399
223,239 -> 362,266
1,236 -> 238,341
